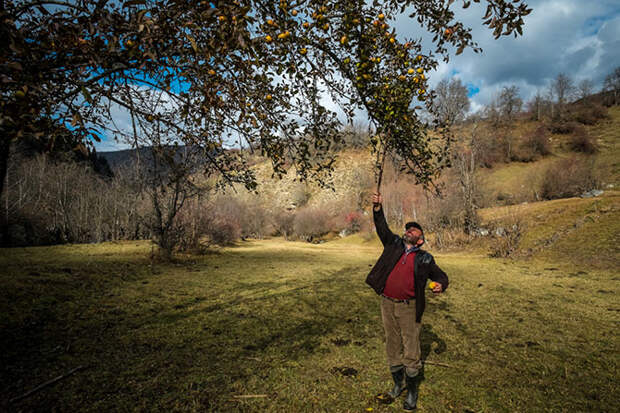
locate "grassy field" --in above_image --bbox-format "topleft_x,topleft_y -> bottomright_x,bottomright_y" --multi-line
1,237 -> 618,412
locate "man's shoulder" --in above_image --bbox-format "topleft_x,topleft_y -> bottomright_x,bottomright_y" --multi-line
417,250 -> 434,264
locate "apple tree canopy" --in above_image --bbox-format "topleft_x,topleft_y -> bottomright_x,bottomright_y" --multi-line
1,0 -> 531,192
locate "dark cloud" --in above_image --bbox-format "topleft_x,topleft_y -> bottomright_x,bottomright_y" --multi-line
563,46 -> 598,78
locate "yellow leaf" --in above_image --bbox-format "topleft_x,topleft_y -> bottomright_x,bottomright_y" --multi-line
186,34 -> 198,53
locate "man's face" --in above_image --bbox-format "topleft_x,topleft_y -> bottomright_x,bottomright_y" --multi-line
403,227 -> 423,245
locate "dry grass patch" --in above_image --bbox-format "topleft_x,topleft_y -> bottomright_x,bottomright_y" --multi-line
478,191 -> 619,266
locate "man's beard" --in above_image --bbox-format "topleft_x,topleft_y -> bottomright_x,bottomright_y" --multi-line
403,233 -> 420,245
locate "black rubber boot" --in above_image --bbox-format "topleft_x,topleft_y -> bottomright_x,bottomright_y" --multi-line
403,374 -> 419,411
388,366 -> 405,398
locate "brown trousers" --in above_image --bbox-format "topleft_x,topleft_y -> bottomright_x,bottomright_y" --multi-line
380,296 -> 422,377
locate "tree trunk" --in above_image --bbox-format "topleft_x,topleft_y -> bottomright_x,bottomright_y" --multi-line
0,135 -> 10,202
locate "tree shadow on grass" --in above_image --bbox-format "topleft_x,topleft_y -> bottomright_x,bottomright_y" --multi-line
1,263 -> 376,411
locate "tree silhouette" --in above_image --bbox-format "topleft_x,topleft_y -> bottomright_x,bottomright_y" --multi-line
1,0 -> 532,197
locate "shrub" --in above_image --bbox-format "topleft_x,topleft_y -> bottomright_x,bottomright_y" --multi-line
422,179 -> 469,231
488,218 -> 525,258
428,227 -> 473,250
239,203 -> 271,239
572,104 -> 608,125
205,217 -> 240,246
344,211 -> 363,232
474,131 -> 510,167
334,210 -> 365,236
548,121 -> 578,134
272,210 -> 295,240
512,126 -> 552,162
540,157 -> 598,200
591,104 -> 609,120
511,145 -> 536,163
569,126 -> 598,154
293,207 -> 330,241
291,182 -> 311,208
527,126 -> 552,157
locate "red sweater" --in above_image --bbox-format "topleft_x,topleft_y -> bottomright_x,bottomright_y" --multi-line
382,251 -> 416,300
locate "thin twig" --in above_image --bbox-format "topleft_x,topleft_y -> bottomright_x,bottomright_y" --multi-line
9,365 -> 88,404
232,394 -> 268,399
423,360 -> 453,368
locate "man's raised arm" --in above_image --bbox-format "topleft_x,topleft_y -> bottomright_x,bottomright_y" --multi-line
372,193 -> 396,246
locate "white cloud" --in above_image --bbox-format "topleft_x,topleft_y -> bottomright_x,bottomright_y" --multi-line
94,85 -> 180,152
394,0 -> 620,107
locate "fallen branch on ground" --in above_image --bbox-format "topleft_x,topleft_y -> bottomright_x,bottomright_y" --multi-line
423,360 -> 453,368
9,365 -> 88,404
232,394 -> 268,399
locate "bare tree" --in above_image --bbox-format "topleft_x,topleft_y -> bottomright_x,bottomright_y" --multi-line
552,73 -> 575,105
526,90 -> 549,121
603,66 -> 620,106
483,99 -> 502,127
550,73 -> 575,119
138,145 -> 208,260
577,79 -> 594,101
342,122 -> 371,149
483,85 -> 522,128
433,78 -> 471,125
1,150 -> 143,246
455,125 -> 480,234
498,85 -> 523,122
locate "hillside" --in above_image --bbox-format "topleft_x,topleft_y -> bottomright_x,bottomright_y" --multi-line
245,106 -> 620,266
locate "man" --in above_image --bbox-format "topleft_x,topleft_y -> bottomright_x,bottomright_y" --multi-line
366,193 -> 449,411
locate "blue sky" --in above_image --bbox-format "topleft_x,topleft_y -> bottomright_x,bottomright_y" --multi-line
96,0 -> 620,151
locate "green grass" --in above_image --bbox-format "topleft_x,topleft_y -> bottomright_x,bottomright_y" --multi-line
1,239 -> 618,412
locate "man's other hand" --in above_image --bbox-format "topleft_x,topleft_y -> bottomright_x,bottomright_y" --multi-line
432,282 -> 443,294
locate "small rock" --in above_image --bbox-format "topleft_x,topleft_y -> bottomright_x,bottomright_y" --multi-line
580,189 -> 603,198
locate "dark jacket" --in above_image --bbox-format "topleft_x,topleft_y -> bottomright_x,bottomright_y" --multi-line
366,205 -> 449,322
